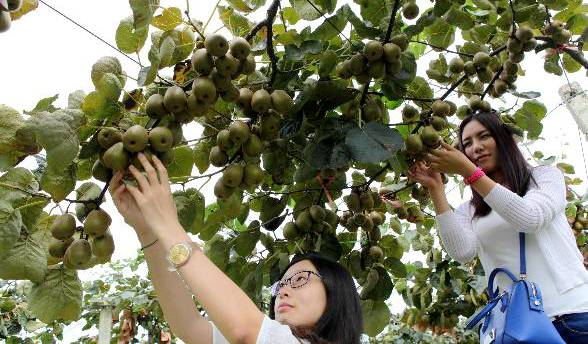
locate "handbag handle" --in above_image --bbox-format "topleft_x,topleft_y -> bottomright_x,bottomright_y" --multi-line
519,232 -> 527,279
486,233 -> 526,299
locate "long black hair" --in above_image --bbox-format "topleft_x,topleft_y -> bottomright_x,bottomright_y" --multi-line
268,252 -> 363,344
458,110 -> 536,218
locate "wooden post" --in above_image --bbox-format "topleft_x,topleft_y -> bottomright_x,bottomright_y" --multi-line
98,305 -> 113,344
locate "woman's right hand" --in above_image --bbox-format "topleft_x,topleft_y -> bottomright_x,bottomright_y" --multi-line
408,160 -> 444,191
108,170 -> 152,238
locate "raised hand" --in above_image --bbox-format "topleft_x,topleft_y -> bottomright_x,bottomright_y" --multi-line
108,169 -> 150,233
408,160 -> 444,191
426,141 -> 476,177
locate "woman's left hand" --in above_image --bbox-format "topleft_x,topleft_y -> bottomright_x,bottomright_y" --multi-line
124,152 -> 182,237
426,141 -> 477,177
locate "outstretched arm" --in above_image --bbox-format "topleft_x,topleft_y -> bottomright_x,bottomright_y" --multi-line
124,153 -> 264,344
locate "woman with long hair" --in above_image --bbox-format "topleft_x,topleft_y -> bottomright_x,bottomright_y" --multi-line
107,154 -> 363,344
409,110 -> 588,343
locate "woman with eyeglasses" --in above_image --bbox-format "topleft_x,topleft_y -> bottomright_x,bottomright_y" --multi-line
108,153 -> 364,344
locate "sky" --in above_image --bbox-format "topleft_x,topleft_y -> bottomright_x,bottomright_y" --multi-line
1,0 -> 587,341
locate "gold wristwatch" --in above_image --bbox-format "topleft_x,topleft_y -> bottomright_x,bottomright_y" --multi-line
166,241 -> 194,271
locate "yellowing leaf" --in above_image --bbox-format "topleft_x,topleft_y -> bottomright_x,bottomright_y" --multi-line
10,0 -> 38,21
151,7 -> 183,31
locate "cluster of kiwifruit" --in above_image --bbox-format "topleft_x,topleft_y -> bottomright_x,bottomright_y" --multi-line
0,0 -> 21,33
335,34 -> 409,83
281,205 -> 339,243
543,20 -> 572,45
211,121 -> 265,200
91,123 -> 179,182
404,125 -> 441,157
456,95 -> 493,120
403,100 -> 454,129
402,1 -> 419,20
340,96 -> 387,123
49,210 -> 114,269
235,88 -> 293,140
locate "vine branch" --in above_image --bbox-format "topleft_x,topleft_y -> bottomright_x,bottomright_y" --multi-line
384,0 -> 402,43
245,0 -> 280,88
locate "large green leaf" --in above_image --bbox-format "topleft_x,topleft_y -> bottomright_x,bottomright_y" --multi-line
514,100 -> 547,140
192,140 -> 213,174
0,105 -> 30,171
173,188 -> 205,234
24,94 -> 59,115
40,162 -> 76,202
345,122 -> 404,164
310,5 -> 347,41
362,264 -> 394,301
0,201 -> 22,257
116,16 -> 149,54
289,0 -> 323,21
28,267 -> 83,324
0,232 -> 47,283
151,7 -> 183,31
167,146 -> 194,181
0,167 -> 39,206
424,18 -> 455,49
204,235 -> 229,270
218,6 -> 252,37
232,230 -> 260,257
361,299 -> 391,337
129,0 -> 158,29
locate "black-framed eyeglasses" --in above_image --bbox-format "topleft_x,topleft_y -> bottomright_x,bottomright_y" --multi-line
270,270 -> 322,297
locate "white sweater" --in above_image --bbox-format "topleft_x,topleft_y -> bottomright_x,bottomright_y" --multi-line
436,165 -> 588,316
212,316 -> 309,344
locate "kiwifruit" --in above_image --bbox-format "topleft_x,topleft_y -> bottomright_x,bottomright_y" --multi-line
145,94 -> 168,118
349,53 -> 367,76
405,134 -> 424,155
515,27 -> 534,42
204,34 -> 229,57
214,179 -> 235,199
432,100 -> 450,116
336,61 -> 353,79
477,67 -> 493,83
186,92 -> 209,118
91,160 -> 111,182
364,99 -> 383,122
6,0 -> 22,11
215,54 -> 240,77
148,127 -> 174,152
421,126 -> 441,147
243,164 -> 263,186
48,237 -> 74,258
402,105 -> 419,122
355,73 -> 371,84
191,48 -> 214,76
230,37 -> 251,60
83,209 -> 111,236
237,88 -> 254,110
463,61 -> 477,76
270,90 -> 293,114
102,142 -> 129,171
209,69 -> 233,92
91,232 -> 115,257
383,43 -> 401,63
65,239 -> 92,267
359,191 -> 374,210
402,2 -> 419,19
473,52 -> 490,68
363,40 -> 383,62
260,113 -> 281,141
344,193 -> 361,211
295,211 -> 313,232
431,116 -> 447,131
228,120 -> 250,145
390,33 -> 409,51
544,20 -> 564,35
221,84 -> 240,103
507,38 -> 522,54
51,214 -> 77,240
449,57 -> 465,74
282,222 -> 300,241
222,164 -> 244,187
238,55 -> 256,75
242,134 -> 262,156
163,86 -> 187,114
98,127 -> 123,149
457,105 -> 473,119
494,79 -> 508,95
192,77 -> 217,104
0,11 -> 11,33
508,51 -> 524,63
209,146 -> 229,167
521,38 -> 537,52
251,89 -> 272,114
216,129 -> 234,152
552,30 -> 571,44
369,211 -> 385,227
309,205 -> 326,222
369,246 -> 384,262
122,125 -> 149,153
367,61 -> 386,79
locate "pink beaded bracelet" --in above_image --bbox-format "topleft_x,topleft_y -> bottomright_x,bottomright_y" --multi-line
464,167 -> 485,185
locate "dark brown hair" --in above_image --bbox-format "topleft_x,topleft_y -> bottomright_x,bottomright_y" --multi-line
268,252 -> 363,344
458,110 -> 536,218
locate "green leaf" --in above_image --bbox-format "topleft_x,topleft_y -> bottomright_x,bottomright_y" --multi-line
170,27 -> 196,64
282,7 -> 300,24
159,35 -> 177,67
567,13 -> 588,35
40,163 -> 76,202
151,7 -> 183,31
563,53 -> 582,73
310,6 -> 347,41
81,91 -> 121,120
18,196 -> 50,231
424,18 -> 456,49
358,0 -> 388,27
0,105 -> 30,171
0,167 -> 39,206
0,201 -> 22,257
167,146 -> 194,181
345,122 -> 404,164
544,55 -> 563,76
384,256 -> 407,277
0,232 -> 47,283
361,299 -> 391,337
557,162 -> 575,174
232,230 -> 260,257
362,265 -> 393,301
74,182 -> 102,222
218,6 -> 252,37
444,7 -> 474,30
226,0 -> 254,12
406,76 -> 433,108
511,91 -> 541,99
28,267 -> 83,323
129,0 -> 158,29
514,100 -> 547,140
26,110 -> 84,172
116,16 -> 149,54
173,188 -> 205,234
289,0 -> 323,20
192,140 -> 212,174
25,95 -> 59,115
67,90 -> 86,109
319,233 -> 343,261
204,235 -> 229,270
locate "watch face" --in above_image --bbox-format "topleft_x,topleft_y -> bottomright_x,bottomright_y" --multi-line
170,243 -> 191,265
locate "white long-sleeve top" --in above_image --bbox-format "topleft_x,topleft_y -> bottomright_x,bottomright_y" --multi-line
436,165 -> 588,317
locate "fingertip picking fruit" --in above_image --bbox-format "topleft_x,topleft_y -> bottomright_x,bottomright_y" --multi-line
205,34 -> 229,57
102,142 -> 129,171
145,94 -> 168,118
83,209 -> 111,236
98,127 -> 123,149
51,214 -> 77,240
163,86 -> 187,114
149,127 -> 174,152
123,125 -> 149,153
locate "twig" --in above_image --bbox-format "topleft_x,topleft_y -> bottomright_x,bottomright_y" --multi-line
384,0 -> 402,43
244,0 -> 280,88
185,0 -> 206,39
361,163 -> 391,189
410,40 -> 474,57
481,65 -> 504,100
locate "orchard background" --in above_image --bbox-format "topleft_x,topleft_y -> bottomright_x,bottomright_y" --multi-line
0,0 -> 587,342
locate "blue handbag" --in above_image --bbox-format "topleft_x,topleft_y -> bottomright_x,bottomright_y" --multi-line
465,233 -> 565,344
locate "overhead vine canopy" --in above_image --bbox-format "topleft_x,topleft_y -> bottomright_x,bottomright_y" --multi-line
1,0 -> 587,341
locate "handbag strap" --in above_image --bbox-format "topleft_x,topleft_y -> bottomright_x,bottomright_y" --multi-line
519,232 -> 527,279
